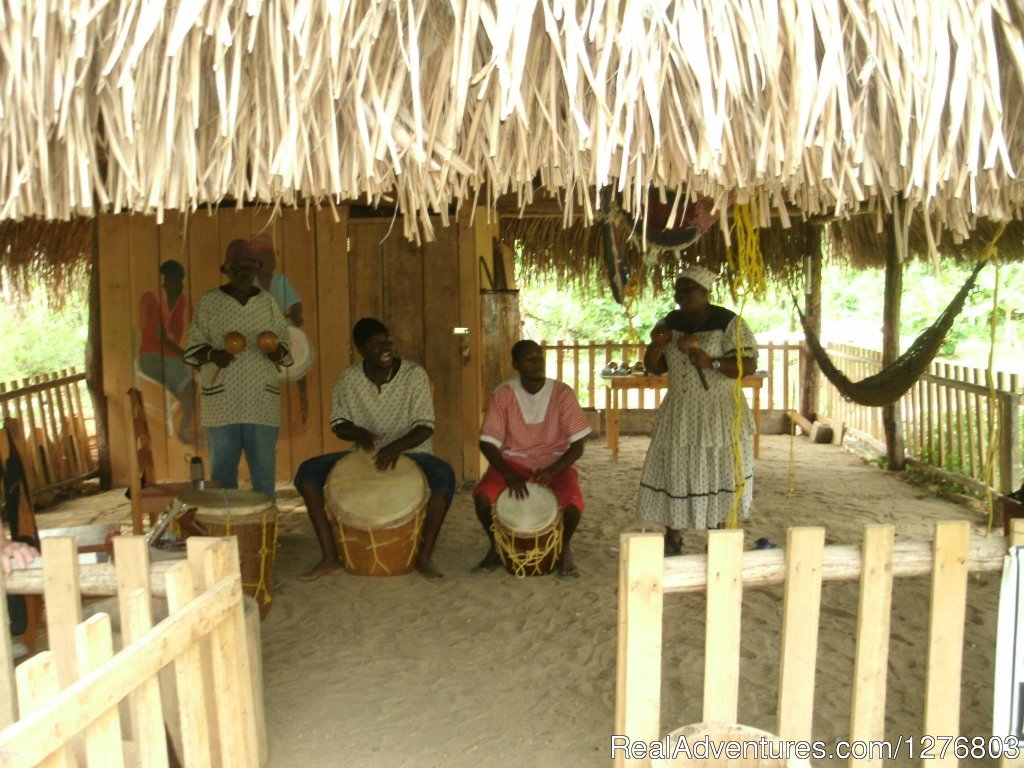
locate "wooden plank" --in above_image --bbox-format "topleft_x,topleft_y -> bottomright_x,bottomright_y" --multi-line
423,222 -> 463,475
69,372 -> 96,472
122,587 -> 169,768
922,521 -> 970,767
458,208 -> 483,481
314,206 -> 351,454
348,221 -> 385,329
279,207 -> 322,476
196,538 -> 259,768
75,614 -> 126,768
98,214 -> 135,485
0,573 -> 241,766
0,567 -> 16,727
848,525 -> 894,768
613,533 -> 663,768
41,537 -> 82,690
776,527 -> 825,742
382,232 -> 425,363
702,529 -> 743,724
14,653 -> 74,767
164,562 -> 214,768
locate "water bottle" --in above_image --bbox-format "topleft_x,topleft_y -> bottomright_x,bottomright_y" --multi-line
190,456 -> 205,490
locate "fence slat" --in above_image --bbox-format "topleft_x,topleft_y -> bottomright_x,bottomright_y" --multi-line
75,614 -> 126,768
703,530 -> 743,724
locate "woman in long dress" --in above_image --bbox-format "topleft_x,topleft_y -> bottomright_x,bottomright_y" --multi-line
636,266 -> 758,554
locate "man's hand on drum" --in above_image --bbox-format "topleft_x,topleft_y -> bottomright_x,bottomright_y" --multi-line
531,466 -> 557,487
352,427 -> 381,454
503,470 -> 530,500
373,442 -> 404,472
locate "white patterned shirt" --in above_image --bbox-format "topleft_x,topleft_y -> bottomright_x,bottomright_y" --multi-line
330,360 -> 435,454
184,287 -> 292,428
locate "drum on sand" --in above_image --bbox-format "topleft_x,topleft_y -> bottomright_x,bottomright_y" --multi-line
325,451 -> 428,576
176,489 -> 279,619
493,483 -> 563,577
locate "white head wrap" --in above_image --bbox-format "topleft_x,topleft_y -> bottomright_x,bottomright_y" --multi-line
677,265 -> 717,292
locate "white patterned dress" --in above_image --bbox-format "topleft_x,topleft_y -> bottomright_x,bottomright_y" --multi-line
636,306 -> 757,530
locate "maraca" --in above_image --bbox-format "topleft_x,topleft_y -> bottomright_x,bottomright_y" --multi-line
258,331 -> 282,370
212,331 -> 246,383
677,333 -> 709,390
224,331 -> 247,355
257,331 -> 279,353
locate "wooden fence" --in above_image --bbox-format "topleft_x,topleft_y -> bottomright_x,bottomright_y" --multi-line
541,340 -> 1022,495
0,368 -> 98,501
823,344 -> 1022,494
539,340 -> 800,412
0,535 -> 265,767
613,522 -> 1018,768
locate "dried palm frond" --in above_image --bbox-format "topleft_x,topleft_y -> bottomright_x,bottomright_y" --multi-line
2,1 -> 1024,248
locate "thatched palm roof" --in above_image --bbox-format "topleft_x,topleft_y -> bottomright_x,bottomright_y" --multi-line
3,1 -> 1024,249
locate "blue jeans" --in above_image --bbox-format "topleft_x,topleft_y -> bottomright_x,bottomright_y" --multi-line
207,424 -> 280,501
294,451 -> 456,507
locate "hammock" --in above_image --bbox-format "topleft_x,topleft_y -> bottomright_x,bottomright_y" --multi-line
797,262 -> 984,407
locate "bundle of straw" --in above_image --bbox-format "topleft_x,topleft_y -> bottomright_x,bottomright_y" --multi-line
0,0 -> 1023,244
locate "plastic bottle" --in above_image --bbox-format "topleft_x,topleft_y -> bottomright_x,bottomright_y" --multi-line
190,456 -> 205,490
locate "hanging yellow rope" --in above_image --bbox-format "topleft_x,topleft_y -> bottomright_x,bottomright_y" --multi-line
724,201 -> 766,528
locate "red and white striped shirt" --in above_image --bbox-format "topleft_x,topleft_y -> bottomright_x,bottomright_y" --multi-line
480,378 -> 591,471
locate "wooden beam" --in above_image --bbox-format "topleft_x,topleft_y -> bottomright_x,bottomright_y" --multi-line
800,226 -> 822,419
882,216 -> 905,470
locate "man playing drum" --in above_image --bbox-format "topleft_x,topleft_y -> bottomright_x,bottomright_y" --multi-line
294,318 -> 454,580
473,340 -> 591,578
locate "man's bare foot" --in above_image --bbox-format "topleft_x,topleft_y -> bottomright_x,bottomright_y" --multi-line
472,548 -> 502,574
557,548 -> 579,578
416,558 -> 444,580
300,559 -> 344,582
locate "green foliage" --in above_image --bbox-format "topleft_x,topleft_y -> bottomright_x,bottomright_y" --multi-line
519,257 -> 1024,375
0,278 -> 87,382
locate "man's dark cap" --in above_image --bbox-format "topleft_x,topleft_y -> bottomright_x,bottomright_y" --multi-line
352,317 -> 389,348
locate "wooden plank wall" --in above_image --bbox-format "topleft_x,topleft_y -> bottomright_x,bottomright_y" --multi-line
98,207 -> 483,490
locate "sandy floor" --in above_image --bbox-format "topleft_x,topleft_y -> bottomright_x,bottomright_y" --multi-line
36,434 -> 1005,767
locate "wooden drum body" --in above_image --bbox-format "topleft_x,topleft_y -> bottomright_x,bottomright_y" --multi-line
493,484 -> 563,577
177,489 -> 279,618
325,451 -> 428,576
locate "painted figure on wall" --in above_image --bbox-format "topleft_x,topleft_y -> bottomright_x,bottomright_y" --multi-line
137,259 -> 197,444
250,233 -> 314,426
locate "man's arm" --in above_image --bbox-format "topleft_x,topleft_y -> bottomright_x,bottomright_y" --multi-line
331,421 -> 379,453
480,440 -> 529,499
532,438 -> 584,485
374,425 -> 434,470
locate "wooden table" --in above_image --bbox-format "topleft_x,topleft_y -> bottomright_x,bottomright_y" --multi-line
604,371 -> 767,461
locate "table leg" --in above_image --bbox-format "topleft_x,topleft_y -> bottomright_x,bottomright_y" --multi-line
607,388 -> 620,461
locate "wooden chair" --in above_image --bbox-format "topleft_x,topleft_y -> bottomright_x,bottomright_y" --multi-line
126,387 -> 213,535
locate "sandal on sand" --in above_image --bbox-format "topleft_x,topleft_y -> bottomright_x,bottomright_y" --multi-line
558,565 -> 580,579
753,537 -> 778,550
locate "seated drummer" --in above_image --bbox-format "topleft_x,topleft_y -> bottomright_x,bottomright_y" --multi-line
294,318 -> 454,581
473,340 -> 591,578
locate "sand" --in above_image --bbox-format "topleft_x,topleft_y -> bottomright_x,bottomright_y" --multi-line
36,434 -> 1005,767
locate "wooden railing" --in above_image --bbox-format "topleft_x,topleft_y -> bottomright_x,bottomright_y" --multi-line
541,339 -> 1022,495
539,340 -> 800,413
0,368 -> 98,500
823,344 -> 1022,494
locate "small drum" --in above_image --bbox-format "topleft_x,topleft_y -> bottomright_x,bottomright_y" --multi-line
493,483 -> 563,577
175,489 -> 279,618
324,451 -> 428,576
279,326 -> 314,381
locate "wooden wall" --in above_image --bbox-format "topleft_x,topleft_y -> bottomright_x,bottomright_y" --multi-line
98,206 -> 484,490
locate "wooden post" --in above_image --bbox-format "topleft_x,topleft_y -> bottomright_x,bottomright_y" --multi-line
613,533 -> 664,768
998,390 -> 1021,494
881,218 -> 905,471
800,226 -> 822,420
0,567 -> 16,727
703,529 -> 743,724
86,218 -> 111,488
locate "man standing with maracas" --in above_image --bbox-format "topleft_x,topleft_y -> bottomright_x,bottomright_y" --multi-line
184,239 -> 292,500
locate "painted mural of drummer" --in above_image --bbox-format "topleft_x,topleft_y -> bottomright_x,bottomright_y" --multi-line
473,339 -> 591,578
293,317 -> 454,581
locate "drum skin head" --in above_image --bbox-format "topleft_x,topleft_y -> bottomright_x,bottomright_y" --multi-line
326,451 -> 428,528
495,484 -> 558,533
175,489 -> 273,516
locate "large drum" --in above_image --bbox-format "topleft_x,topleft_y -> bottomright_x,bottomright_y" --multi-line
175,489 -> 279,618
325,451 -> 428,576
493,483 -> 563,577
